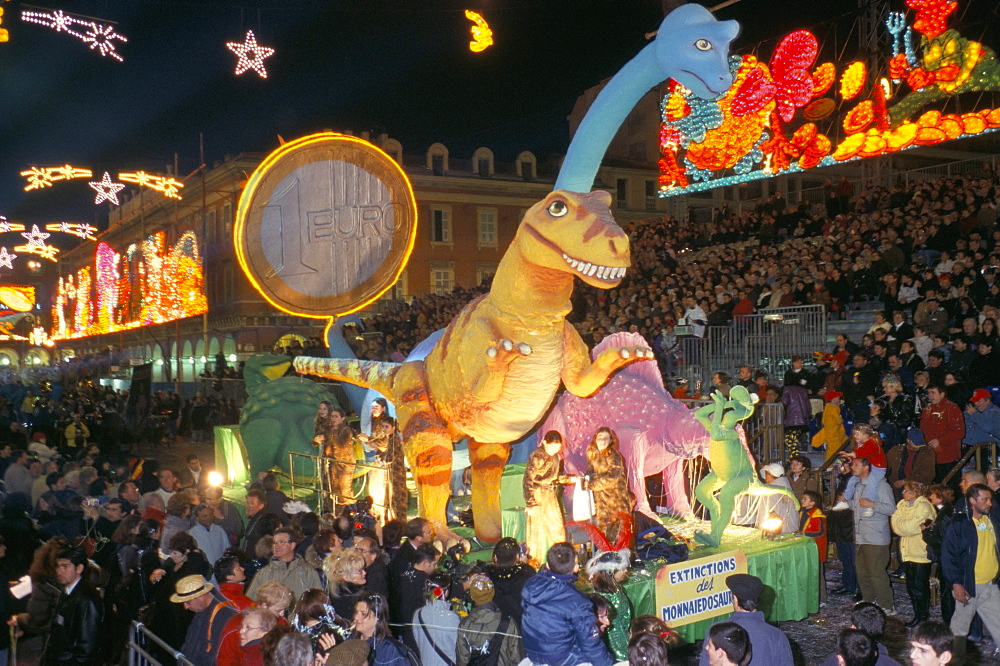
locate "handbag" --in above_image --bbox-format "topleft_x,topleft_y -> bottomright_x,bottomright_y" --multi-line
571,477 -> 595,522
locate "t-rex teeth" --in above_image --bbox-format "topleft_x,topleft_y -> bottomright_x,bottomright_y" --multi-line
579,262 -> 592,275
617,267 -> 626,279
569,259 -> 579,269
596,266 -> 607,279
586,264 -> 598,277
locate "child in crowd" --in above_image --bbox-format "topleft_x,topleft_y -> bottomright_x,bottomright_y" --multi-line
812,390 -> 847,457
587,549 -> 633,662
835,424 -> 887,515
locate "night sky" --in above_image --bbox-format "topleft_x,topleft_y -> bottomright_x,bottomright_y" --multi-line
1,0 -> 998,234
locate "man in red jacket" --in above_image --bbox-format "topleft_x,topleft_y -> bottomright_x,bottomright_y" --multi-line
920,384 -> 965,491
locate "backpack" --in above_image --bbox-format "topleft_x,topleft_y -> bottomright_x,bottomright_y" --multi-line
466,615 -> 511,666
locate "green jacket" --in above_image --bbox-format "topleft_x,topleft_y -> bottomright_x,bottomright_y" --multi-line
456,603 -> 524,666
245,555 -> 321,602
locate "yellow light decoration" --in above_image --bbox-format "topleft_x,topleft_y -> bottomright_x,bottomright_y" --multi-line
938,114 -> 964,139
664,91 -> 690,122
20,165 -> 93,191
962,112 -> 987,134
840,61 -> 866,100
915,126 -> 948,145
884,122 -> 919,152
52,230 -> 206,340
987,108 -> 1000,128
879,77 -> 893,99
918,110 -> 942,127
790,123 -> 818,148
832,132 -> 866,161
118,171 -> 184,199
45,222 -> 97,241
13,244 -> 59,262
843,100 -> 875,133
0,4 -> 9,43
464,10 -> 494,53
858,130 -> 888,158
811,62 -> 836,96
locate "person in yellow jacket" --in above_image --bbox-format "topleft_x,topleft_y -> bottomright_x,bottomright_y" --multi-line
812,390 -> 847,459
891,481 -> 936,628
63,413 -> 90,450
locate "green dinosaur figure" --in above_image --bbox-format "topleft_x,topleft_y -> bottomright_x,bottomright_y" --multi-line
693,386 -> 800,548
888,0 -> 1000,126
240,353 -> 340,480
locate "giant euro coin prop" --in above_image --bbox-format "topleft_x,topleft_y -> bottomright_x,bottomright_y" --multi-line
235,132 -> 417,317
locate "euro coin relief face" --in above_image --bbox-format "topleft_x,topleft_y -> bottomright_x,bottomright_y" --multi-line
235,133 -> 417,317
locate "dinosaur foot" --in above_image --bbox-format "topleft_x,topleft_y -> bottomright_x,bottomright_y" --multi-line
694,530 -> 720,548
487,339 -> 532,361
616,346 -> 654,360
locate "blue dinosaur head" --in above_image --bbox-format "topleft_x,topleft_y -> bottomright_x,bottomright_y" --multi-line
653,4 -> 740,100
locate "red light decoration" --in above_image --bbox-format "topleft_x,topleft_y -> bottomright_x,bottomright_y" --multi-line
843,100 -> 875,133
768,30 -> 818,122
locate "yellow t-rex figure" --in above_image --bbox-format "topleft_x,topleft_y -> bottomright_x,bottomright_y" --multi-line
294,190 -> 652,541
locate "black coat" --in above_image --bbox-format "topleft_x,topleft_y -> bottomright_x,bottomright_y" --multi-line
41,580 -> 104,665
485,563 -> 535,624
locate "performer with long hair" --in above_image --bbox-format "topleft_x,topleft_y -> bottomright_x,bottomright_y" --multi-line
314,401 -> 356,513
585,427 -> 634,544
524,431 -> 577,566
367,417 -> 408,522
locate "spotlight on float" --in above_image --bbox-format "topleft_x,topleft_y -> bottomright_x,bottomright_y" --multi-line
208,471 -> 224,487
760,513 -> 783,540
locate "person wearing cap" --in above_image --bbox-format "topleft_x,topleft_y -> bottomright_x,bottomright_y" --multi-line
758,463 -> 797,534
697,573 -> 792,666
963,388 -> 1000,448
457,573 -> 524,666
172,574 -> 240,665
811,391 -> 847,457
886,429 -> 936,499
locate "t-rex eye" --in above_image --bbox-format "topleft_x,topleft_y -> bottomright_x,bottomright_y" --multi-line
547,200 -> 569,217
695,39 -> 712,51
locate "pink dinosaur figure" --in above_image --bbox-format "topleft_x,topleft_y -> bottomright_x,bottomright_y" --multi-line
539,331 -> 710,519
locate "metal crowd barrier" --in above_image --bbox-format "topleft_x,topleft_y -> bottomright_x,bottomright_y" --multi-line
676,304 -> 827,388
127,621 -> 195,666
289,450 -> 392,514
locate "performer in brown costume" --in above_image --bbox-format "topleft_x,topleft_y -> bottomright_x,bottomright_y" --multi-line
314,403 -> 356,513
523,430 -> 577,566
585,427 -> 634,543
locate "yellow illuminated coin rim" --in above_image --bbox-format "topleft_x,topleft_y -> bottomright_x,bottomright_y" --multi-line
233,132 -> 418,320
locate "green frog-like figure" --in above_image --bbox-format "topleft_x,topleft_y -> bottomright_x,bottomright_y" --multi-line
693,386 -> 799,548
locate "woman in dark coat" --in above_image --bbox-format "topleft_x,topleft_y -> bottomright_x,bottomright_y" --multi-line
585,427 -> 634,544
923,483 -> 956,625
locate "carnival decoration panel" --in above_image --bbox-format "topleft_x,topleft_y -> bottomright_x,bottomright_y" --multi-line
658,0 -> 1000,196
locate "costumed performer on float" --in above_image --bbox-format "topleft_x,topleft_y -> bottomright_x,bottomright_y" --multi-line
367,417 -> 409,523
584,427 -> 634,545
524,431 -> 578,565
314,403 -> 357,513
693,386 -> 800,547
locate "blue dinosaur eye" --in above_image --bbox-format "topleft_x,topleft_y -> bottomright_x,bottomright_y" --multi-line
695,39 -> 712,51
547,200 -> 569,217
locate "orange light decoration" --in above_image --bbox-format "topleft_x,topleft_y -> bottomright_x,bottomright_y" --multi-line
464,10 -> 494,53
802,98 -> 835,121
811,63 -> 836,96
51,230 -> 207,340
843,100 -> 875,133
832,132 -> 866,161
885,122 -> 919,152
0,286 -> 35,313
0,217 -> 25,234
118,171 -> 184,199
840,61 -> 867,100
0,2 -> 8,43
961,112 -> 987,134
21,165 -> 93,191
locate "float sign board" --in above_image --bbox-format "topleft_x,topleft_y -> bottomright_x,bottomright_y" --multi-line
655,550 -> 747,626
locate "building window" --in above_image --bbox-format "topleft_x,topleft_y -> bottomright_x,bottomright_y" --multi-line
222,203 -> 233,235
430,263 -> 454,295
476,263 -> 499,288
645,180 -> 657,212
223,265 -> 234,303
430,207 -> 451,243
205,209 -> 218,242
478,159 -> 491,178
477,208 -> 497,247
432,155 -> 444,176
616,178 -> 628,209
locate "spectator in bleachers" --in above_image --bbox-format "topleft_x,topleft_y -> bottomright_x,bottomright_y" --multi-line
964,388 -> 1000,448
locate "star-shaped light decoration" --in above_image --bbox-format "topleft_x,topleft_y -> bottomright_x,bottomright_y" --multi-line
0,248 -> 16,270
59,222 -> 73,234
21,9 -> 126,61
21,225 -> 51,250
89,172 -> 126,205
226,30 -> 274,79
76,223 -> 97,240
0,217 -> 11,234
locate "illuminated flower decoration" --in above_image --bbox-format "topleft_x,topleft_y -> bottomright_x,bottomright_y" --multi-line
731,30 -> 816,123
840,61 -> 867,100
733,133 -> 767,175
811,62 -> 836,96
803,98 -> 836,121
